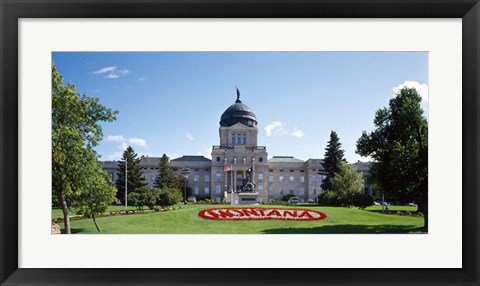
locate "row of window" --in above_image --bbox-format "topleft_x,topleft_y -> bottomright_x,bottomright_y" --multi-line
232,133 -> 247,145
216,157 -> 264,162
265,187 -> 322,195
207,185 -> 321,196
212,172 -> 326,183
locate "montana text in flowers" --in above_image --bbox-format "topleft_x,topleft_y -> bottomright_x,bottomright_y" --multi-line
198,208 -> 327,221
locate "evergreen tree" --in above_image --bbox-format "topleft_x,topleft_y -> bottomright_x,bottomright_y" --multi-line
52,64 -> 117,234
321,131 -> 347,191
154,154 -> 177,189
115,146 -> 147,203
356,87 -> 428,229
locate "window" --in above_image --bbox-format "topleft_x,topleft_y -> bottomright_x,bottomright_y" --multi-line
279,176 -> 284,183
268,188 -> 273,195
215,172 -> 221,182
289,176 -> 294,182
216,157 -> 220,162
243,135 -> 247,145
290,170 -> 294,172
280,189 -> 284,195
205,175 -> 210,182
258,173 -> 264,182
269,176 -> 274,182
300,176 -> 305,183
313,187 -> 316,195
194,175 -> 199,182
312,175 -> 316,181
194,169 -> 199,171
300,188 -> 305,195
258,184 -> 264,193
205,187 -> 210,194
215,197 -> 221,202
290,190 -> 294,194
259,157 -> 263,162
194,187 -> 199,195
215,185 -> 221,194
232,134 -> 236,145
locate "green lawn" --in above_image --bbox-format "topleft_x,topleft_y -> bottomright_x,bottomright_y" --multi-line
55,204 -> 425,234
52,205 -> 139,219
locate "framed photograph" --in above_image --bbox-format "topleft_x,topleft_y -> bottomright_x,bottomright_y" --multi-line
1,0 -> 478,285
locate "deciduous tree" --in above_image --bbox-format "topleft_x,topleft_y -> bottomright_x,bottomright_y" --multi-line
356,87 -> 428,229
52,64 -> 117,234
76,165 -> 117,232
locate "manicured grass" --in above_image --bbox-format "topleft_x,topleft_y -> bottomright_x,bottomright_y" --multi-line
52,205 -> 138,219
58,204 -> 425,234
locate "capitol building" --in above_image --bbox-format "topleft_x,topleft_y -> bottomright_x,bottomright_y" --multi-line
102,90 -> 375,203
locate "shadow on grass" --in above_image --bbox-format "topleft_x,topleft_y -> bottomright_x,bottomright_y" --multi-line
61,228 -> 87,234
262,224 -> 426,234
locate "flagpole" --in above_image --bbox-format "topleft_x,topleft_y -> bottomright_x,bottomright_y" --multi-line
231,165 -> 234,205
125,159 -> 128,212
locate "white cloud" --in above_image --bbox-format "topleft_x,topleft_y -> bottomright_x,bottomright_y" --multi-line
392,81 -> 428,103
290,128 -> 305,138
106,135 -> 126,142
93,66 -> 129,79
138,76 -> 147,82
185,132 -> 194,141
93,66 -> 117,74
106,134 -> 147,150
128,138 -> 147,148
264,121 -> 288,137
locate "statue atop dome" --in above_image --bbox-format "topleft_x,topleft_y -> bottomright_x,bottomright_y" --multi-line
236,87 -> 241,103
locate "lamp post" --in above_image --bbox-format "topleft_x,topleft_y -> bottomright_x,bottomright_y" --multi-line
124,159 -> 128,212
181,168 -> 191,207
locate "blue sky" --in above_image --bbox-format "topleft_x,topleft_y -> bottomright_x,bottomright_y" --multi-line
52,52 -> 428,163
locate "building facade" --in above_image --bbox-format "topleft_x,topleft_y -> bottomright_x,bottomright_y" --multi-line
102,89 -> 375,203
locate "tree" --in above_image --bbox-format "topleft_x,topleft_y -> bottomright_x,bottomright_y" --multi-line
76,165 -> 117,232
330,164 -> 364,195
154,154 -> 177,189
176,174 -> 192,201
127,186 -> 158,210
115,146 -> 147,204
156,188 -> 183,208
318,164 -> 371,208
356,87 -> 428,229
321,131 -> 347,191
52,64 -> 117,234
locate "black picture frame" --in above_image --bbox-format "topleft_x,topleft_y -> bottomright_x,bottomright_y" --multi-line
1,1 -> 479,285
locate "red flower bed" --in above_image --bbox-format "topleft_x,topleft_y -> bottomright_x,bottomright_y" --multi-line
198,207 -> 327,221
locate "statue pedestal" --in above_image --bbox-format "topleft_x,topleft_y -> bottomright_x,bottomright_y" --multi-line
237,192 -> 259,205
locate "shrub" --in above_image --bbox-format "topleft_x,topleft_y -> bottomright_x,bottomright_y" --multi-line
156,188 -> 183,208
281,194 -> 296,202
127,187 -> 158,210
318,190 -> 373,208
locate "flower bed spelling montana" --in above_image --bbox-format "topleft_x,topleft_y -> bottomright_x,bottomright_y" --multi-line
198,208 -> 327,221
